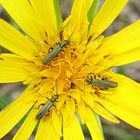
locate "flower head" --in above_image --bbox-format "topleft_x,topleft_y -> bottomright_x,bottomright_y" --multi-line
0,0 -> 140,139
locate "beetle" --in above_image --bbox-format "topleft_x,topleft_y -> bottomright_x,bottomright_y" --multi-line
36,95 -> 58,120
43,26 -> 77,64
85,75 -> 118,89
43,40 -> 70,64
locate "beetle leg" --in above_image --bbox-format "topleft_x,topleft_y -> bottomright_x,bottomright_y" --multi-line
48,47 -> 53,53
38,103 -> 45,109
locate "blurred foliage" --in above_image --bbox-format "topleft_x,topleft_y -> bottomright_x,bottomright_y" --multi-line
87,0 -> 101,28
0,94 -> 9,109
103,125 -> 140,140
0,0 -> 140,140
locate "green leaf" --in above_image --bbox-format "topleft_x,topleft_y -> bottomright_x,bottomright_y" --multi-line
53,0 -> 63,29
87,0 -> 101,28
0,95 -> 9,109
103,125 -> 140,140
117,66 -> 126,75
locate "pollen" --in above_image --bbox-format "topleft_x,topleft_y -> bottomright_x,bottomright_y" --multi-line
25,26 -> 118,121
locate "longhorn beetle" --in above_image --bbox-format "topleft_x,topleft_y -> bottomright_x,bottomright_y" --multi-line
36,95 -> 58,120
85,75 -> 118,89
43,26 -> 77,64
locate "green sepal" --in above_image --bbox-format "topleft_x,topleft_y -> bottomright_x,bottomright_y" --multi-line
88,0 -> 101,28
53,0 -> 63,30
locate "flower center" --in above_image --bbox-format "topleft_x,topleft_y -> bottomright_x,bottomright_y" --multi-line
23,28 -> 120,120
28,30 -> 118,114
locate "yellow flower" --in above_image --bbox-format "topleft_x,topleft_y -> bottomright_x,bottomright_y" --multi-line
0,0 -> 140,140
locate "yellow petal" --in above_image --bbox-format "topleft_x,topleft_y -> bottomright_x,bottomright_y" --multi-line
1,0 -> 45,41
0,60 -> 29,83
65,98 -> 75,119
82,93 -> 95,108
79,0 -> 89,42
38,80 -> 54,94
99,20 -> 140,55
63,0 -> 88,43
89,0 -> 128,38
93,102 -> 120,123
29,0 -> 57,42
87,35 -> 104,58
35,116 -> 61,140
52,110 -> 62,136
77,101 -> 87,124
40,68 -> 59,78
0,19 -> 39,60
63,114 -> 84,140
0,54 -> 29,62
0,58 -> 39,83
86,0 -> 94,12
0,54 -> 40,73
100,74 -> 140,129
70,0 -> 84,25
57,78 -> 65,93
35,119 -> 48,140
0,87 -> 34,138
73,52 -> 88,69
70,90 -> 81,102
113,47 -> 140,66
56,95 -> 66,110
13,109 -> 38,140
85,107 -> 104,140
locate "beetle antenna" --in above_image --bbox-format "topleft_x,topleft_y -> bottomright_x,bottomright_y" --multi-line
67,24 -> 78,41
